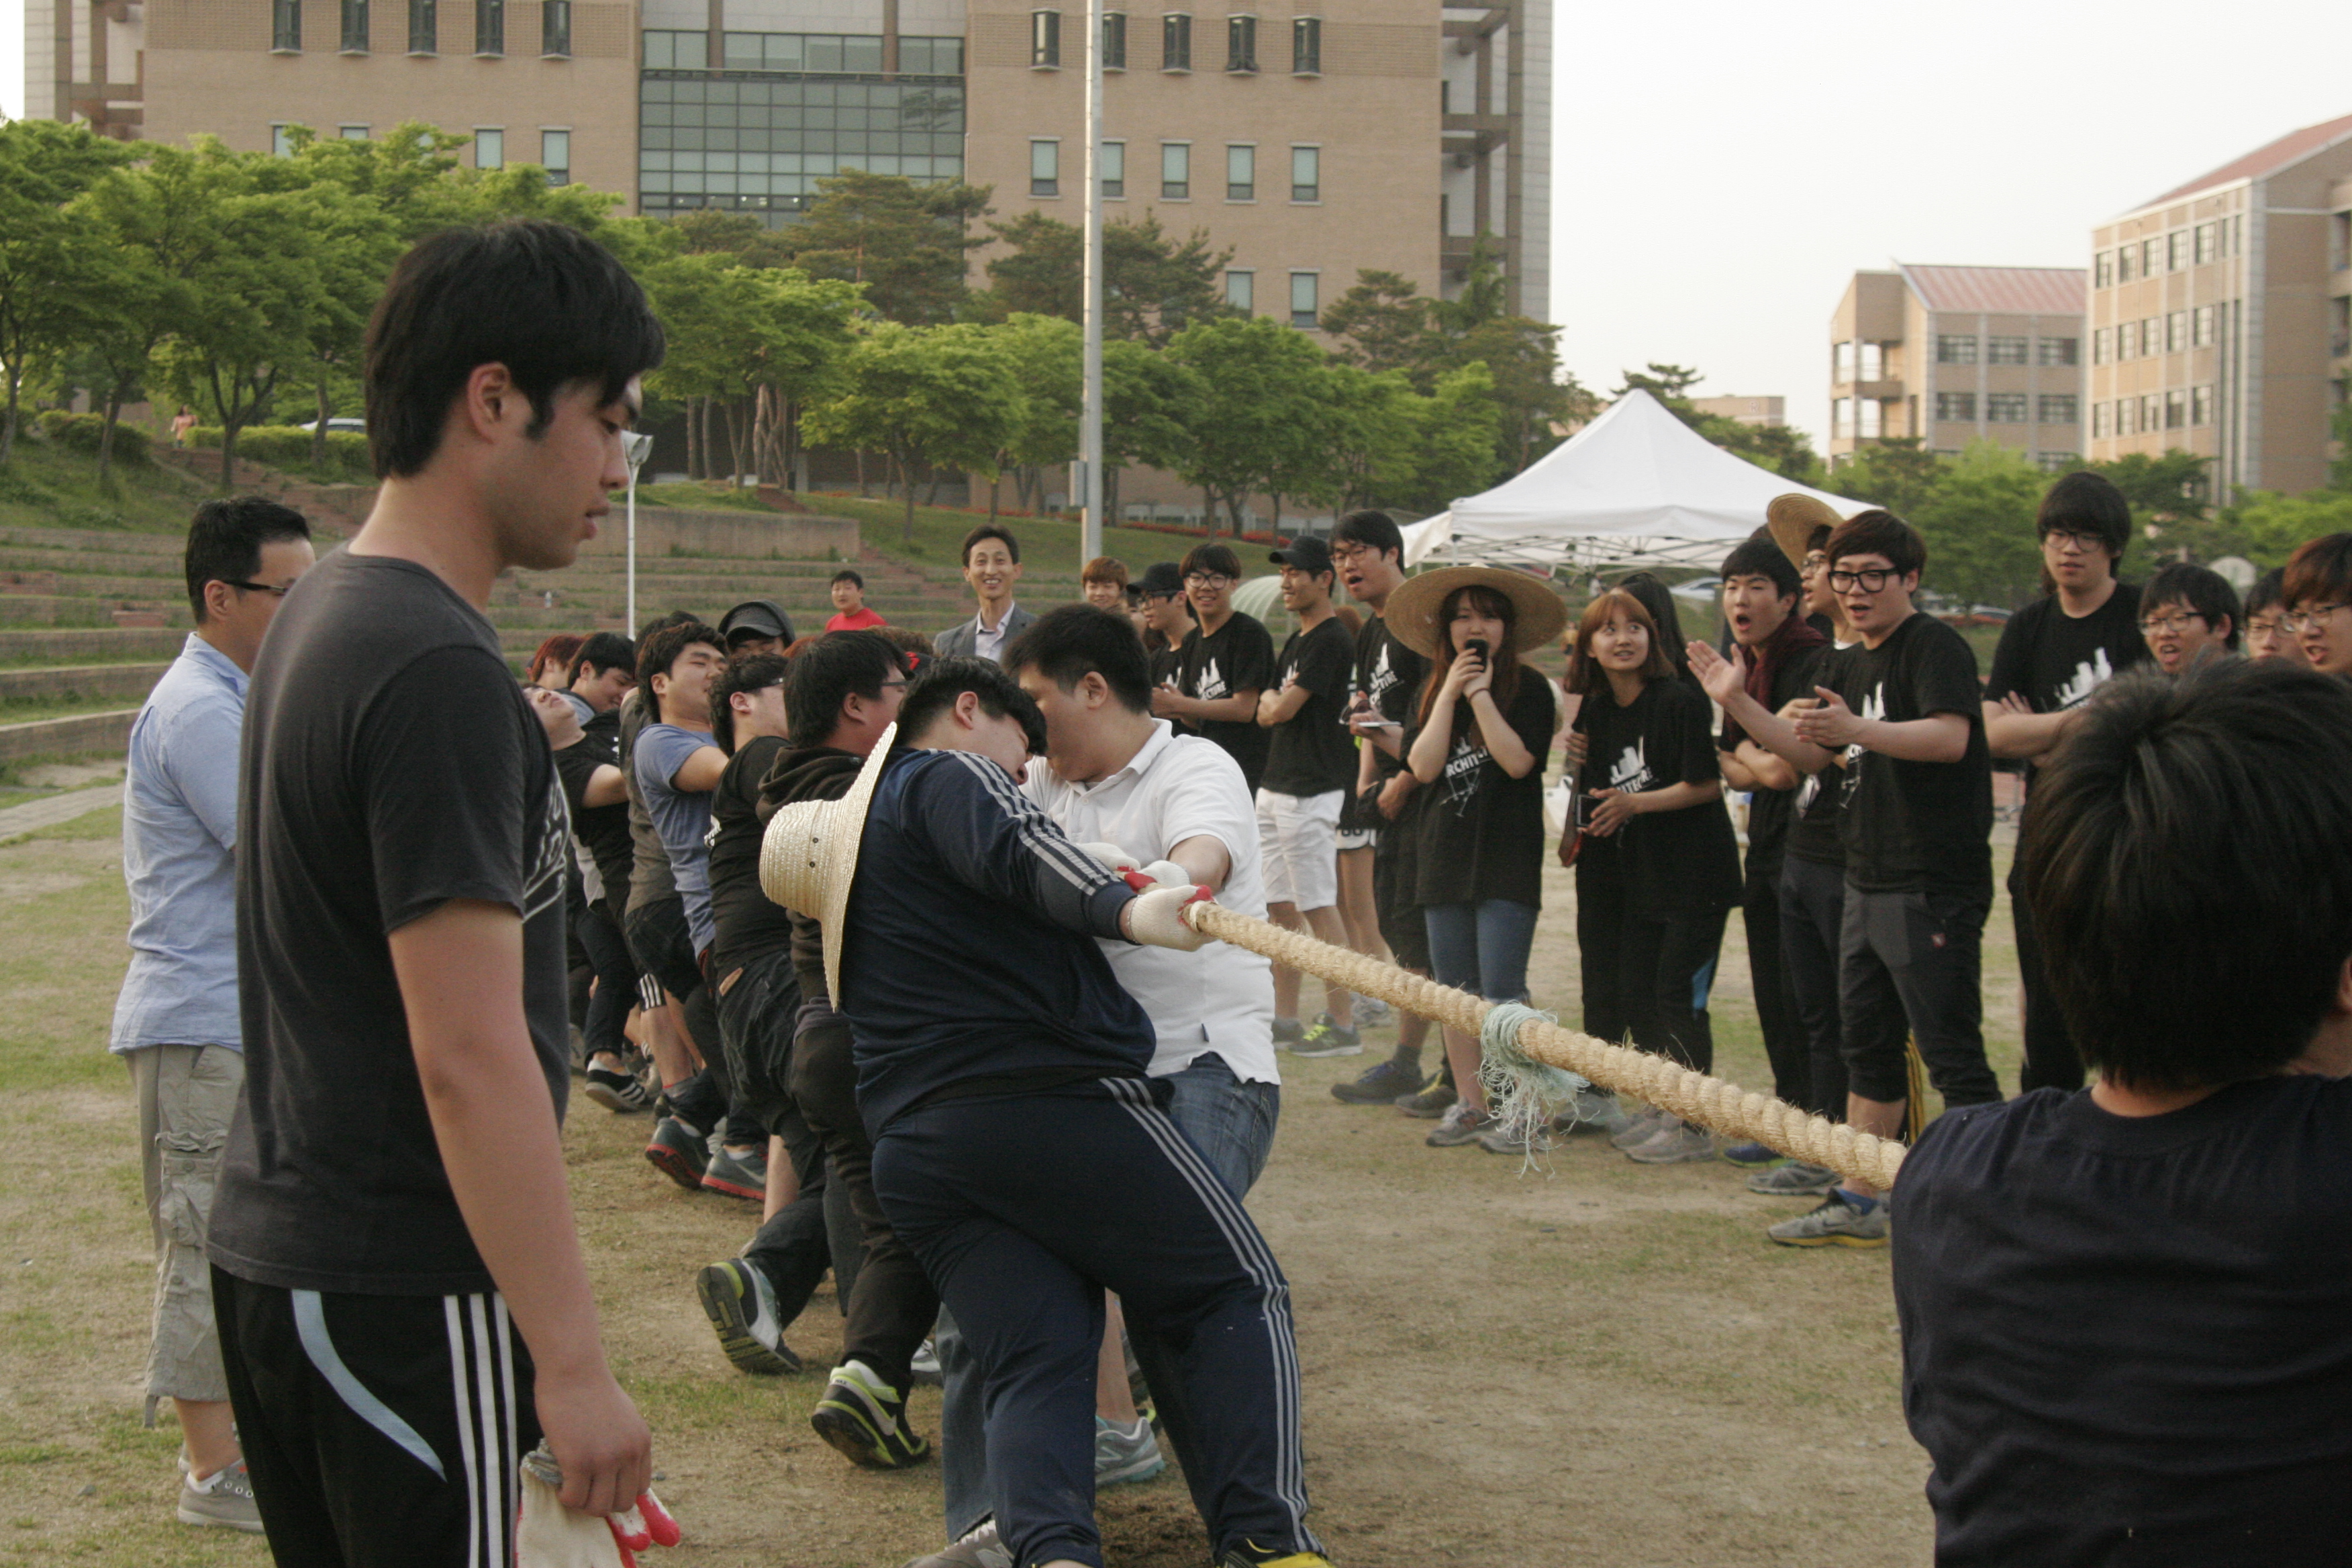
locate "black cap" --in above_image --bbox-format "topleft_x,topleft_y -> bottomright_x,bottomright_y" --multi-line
1268,536 -> 1333,575
1134,561 -> 1185,597
718,599 -> 794,646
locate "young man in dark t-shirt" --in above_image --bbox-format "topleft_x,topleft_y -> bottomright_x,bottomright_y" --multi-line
1982,471 -> 2143,1097
1156,543 -> 1274,791
1895,656 -> 2352,1565
209,219 -> 663,1561
550,631 -> 649,1112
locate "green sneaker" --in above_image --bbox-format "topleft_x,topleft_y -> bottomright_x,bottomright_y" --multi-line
812,1358 -> 930,1469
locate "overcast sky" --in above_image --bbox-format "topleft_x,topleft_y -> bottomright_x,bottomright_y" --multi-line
5,0 -> 2347,448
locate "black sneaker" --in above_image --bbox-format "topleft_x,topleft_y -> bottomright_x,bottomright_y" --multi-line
695,1259 -> 803,1374
1332,1057 -> 1422,1104
644,1116 -> 709,1191
1394,1077 -> 1455,1119
701,1141 -> 767,1202
585,1065 -> 653,1114
812,1358 -> 931,1469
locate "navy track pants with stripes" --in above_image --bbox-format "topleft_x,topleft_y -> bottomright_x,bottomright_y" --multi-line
212,1267 -> 539,1567
872,1075 -> 1320,1568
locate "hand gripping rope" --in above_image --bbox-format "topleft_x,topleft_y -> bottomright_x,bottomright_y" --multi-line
1179,901 -> 1908,1193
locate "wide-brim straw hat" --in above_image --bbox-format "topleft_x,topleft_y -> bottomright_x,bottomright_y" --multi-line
1767,493 -> 1845,573
758,722 -> 897,1007
1383,565 -> 1569,660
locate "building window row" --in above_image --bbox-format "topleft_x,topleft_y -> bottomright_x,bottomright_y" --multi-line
2093,387 -> 2213,437
1933,334 -> 2078,366
1032,10 -> 1318,73
2096,217 -> 2243,287
1931,392 -> 2078,424
2096,307 -> 2218,362
269,120 -> 561,178
1031,139 -> 1316,203
1830,398 -> 1886,439
645,30 -> 963,74
1212,270 -> 1318,327
295,0 -> 556,54
639,72 -> 966,228
1832,340 -> 1886,383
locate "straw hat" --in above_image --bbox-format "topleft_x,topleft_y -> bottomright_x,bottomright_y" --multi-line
1766,493 -> 1845,573
758,723 -> 897,1007
1383,565 -> 1569,660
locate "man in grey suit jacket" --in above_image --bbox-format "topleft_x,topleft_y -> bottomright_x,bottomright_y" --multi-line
934,524 -> 1034,664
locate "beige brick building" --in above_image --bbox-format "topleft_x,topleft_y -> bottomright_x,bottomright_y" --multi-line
1689,394 -> 1781,428
2086,112 -> 2352,495
1826,264 -> 2086,471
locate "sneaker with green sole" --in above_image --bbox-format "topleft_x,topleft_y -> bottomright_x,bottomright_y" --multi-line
1292,1013 -> 1363,1058
1767,1191 -> 1890,1248
1395,1078 -> 1455,1119
1720,1140 -> 1786,1169
695,1259 -> 802,1375
812,1358 -> 931,1469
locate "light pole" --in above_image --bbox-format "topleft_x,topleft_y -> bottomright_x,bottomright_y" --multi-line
1077,0 -> 1106,565
622,430 -> 653,632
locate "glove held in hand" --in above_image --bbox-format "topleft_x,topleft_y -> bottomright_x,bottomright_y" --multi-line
1128,884 -> 1214,950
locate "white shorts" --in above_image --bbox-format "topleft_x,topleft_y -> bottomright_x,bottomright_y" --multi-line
1256,787 -> 1344,911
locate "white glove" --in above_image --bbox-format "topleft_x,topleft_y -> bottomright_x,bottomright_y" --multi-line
1126,883 -> 1214,950
1133,859 -> 1190,890
516,1444 -> 681,1568
1073,841 -> 1142,874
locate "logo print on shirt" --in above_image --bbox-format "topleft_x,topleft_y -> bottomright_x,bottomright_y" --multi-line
1441,732 -> 1491,812
2054,649 -> 2114,710
1839,684 -> 1885,808
523,771 -> 569,923
1195,656 -> 1228,701
1607,740 -> 1655,795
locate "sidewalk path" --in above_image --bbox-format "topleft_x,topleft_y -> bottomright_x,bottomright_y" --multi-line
0,784 -> 124,840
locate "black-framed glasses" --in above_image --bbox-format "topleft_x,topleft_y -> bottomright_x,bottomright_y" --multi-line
1184,572 -> 1233,588
225,579 -> 295,597
2137,610 -> 2206,636
1827,567 -> 1899,592
2041,528 -> 2108,553
2282,603 -> 2352,633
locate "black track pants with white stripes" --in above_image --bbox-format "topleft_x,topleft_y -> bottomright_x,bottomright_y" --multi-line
212,1267 -> 540,1568
871,1075 -> 1320,1568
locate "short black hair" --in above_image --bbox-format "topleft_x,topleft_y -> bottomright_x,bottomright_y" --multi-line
1181,542 -> 1242,581
784,630 -> 903,750
709,652 -> 791,755
1331,509 -> 1404,560
362,219 -> 665,479
898,655 -> 1047,758
831,568 -> 865,589
2245,567 -> 2289,622
2141,561 -> 2241,650
636,619 -> 723,724
2284,533 -> 2352,609
1824,509 -> 1926,577
568,631 -> 636,684
183,497 -> 311,623
1719,534 -> 1801,601
2021,658 -> 2352,1090
961,524 -> 1020,567
2037,471 -> 2131,558
638,609 -> 697,642
1003,604 -> 1153,716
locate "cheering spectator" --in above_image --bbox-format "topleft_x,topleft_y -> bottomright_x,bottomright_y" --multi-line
1387,567 -> 1567,1150
1565,589 -> 1740,1163
1081,556 -> 1129,611
827,568 -> 889,630
2284,532 -> 2352,674
2242,568 -> 2308,665
2137,561 -> 2240,675
1157,543 -> 1275,792
934,524 -> 1032,663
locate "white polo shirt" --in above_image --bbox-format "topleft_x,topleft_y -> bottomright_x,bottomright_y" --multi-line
1024,718 -> 1279,1084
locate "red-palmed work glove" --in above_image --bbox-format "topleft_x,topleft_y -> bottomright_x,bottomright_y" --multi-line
1124,880 -> 1215,951
518,1444 -> 681,1568
1073,841 -> 1142,875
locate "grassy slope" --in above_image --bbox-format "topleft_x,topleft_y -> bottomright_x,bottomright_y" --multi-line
0,443 -> 213,536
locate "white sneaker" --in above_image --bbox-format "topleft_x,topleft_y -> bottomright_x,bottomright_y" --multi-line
178,1458 -> 263,1532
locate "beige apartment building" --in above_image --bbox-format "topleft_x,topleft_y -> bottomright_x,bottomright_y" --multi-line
1689,394 -> 1781,428
2087,112 -> 2352,496
1826,264 -> 2086,471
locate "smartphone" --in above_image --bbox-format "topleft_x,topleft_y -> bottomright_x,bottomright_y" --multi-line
1572,788 -> 1596,832
1465,637 -> 1490,665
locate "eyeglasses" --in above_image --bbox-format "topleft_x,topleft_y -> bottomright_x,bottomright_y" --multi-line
2246,617 -> 2286,639
1329,544 -> 1376,565
1184,573 -> 1233,588
226,579 -> 295,597
1826,568 -> 1900,592
2282,603 -> 2352,633
2137,611 -> 2206,636
2041,528 -> 2108,554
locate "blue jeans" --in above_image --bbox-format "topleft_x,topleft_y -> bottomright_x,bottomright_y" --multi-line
1422,899 -> 1539,1002
937,1053 -> 1281,1542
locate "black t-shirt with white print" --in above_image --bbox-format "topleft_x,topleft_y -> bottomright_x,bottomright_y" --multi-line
1407,669 -> 1556,910
1785,643 -> 1851,869
212,550 -> 572,1296
1725,641 -> 1838,876
1830,611 -> 1993,901
1177,609 -> 1275,794
1983,584 -> 2145,791
1575,675 -> 1741,914
1263,614 -> 1357,797
1355,613 -> 1430,785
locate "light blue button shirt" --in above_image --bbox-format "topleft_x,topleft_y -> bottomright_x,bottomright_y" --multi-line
109,634 -> 248,1054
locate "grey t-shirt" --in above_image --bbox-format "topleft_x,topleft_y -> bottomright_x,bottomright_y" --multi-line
634,721 -> 718,952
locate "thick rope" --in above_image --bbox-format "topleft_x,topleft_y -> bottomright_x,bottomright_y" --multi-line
1184,901 -> 1907,1192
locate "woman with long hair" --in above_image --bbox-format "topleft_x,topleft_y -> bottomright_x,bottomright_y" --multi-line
1567,589 -> 1742,1164
1387,567 -> 1565,1148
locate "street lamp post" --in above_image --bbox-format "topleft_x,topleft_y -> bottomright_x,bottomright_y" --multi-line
1077,0 -> 1106,566
622,430 -> 653,631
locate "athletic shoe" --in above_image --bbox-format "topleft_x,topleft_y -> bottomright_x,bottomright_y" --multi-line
1094,1416 -> 1166,1484
1219,1543 -> 1335,1568
177,1457 -> 262,1532
1424,1101 -> 1492,1147
1553,1086 -> 1627,1136
1624,1120 -> 1718,1165
1395,1079 -> 1456,1119
1331,1057 -> 1423,1104
901,1520 -> 1014,1568
812,1359 -> 931,1469
1292,1014 -> 1363,1058
584,1065 -> 653,1114
1353,997 -> 1393,1028
1270,1016 -> 1306,1046
1748,1160 -> 1839,1197
701,1141 -> 768,1202
695,1259 -> 802,1375
1766,1191 -> 1890,1248
910,1338 -> 944,1386
644,1116 -> 709,1190
1474,1121 -> 1552,1157
1721,1140 -> 1785,1169
1608,1106 -> 1671,1151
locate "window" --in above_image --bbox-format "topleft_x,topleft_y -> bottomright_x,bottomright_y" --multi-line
2141,393 -> 2162,433
2194,305 -> 2216,348
2037,452 -> 2077,473
340,123 -> 370,138
474,127 -> 503,167
1986,393 -> 2028,424
1935,334 -> 1977,365
1857,399 -> 1882,439
1100,140 -> 1124,198
1030,9 -> 1060,65
1224,269 -> 1253,312
541,128 -> 570,185
1832,398 -> 1853,438
2193,385 -> 2214,426
271,123 -> 295,156
1161,12 -> 1189,68
2143,317 -> 2163,356
407,0 -> 434,52
2165,389 -> 2187,430
2039,395 -> 2078,424
1030,138 -> 1060,197
2094,251 -> 2114,288
2093,327 -> 2112,364
1101,11 -> 1125,68
2167,231 -> 2188,272
2141,240 -> 2161,277
2114,399 -> 2135,437
1935,392 -> 1976,422
2166,311 -> 2187,352
1988,336 -> 2029,366
898,35 -> 962,71
474,0 -> 499,51
2196,223 -> 2218,265
340,0 -> 366,50
2037,336 -> 2078,366
1858,342 -> 1883,381
2120,320 -> 2141,358
1160,140 -> 1189,198
2092,402 -> 2110,439
1289,145 -> 1318,202
540,0 -> 568,53
1834,341 -> 1855,382
2335,211 -> 2352,274
1288,271 -> 1317,330
1226,13 -> 1256,70
1226,143 -> 1253,201
273,0 -> 301,50
1291,15 -> 1319,72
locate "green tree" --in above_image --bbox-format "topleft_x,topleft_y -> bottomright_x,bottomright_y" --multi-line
779,169 -> 994,325
1824,437 -> 1949,520
2214,487 -> 2352,567
2083,449 -> 2213,552
1404,362 -> 1505,512
978,313 -> 1080,516
0,121 -> 139,465
1320,271 -> 1440,378
978,211 -> 1233,344
2333,402 -> 2352,493
1164,315 -> 1332,534
801,320 -> 1020,542
646,251 -> 863,486
1906,443 -> 2049,608
1101,337 -> 1199,525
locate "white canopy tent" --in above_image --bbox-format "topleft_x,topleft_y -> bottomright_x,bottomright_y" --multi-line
1401,390 -> 1871,571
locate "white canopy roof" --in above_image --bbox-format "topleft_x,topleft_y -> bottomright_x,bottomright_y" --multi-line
1402,390 -> 1871,570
